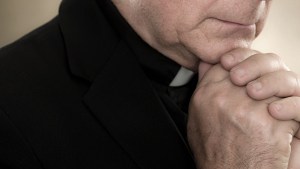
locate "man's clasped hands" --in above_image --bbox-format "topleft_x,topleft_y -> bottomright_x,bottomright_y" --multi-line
188,48 -> 300,169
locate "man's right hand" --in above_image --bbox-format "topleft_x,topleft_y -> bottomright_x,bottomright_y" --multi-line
187,64 -> 299,169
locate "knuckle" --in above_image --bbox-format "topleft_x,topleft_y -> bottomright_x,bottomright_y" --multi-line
228,101 -> 253,127
266,52 -> 280,59
266,52 -> 281,61
266,53 -> 289,71
230,108 -> 249,127
211,82 -> 232,109
281,71 -> 300,96
194,81 -> 230,111
213,91 -> 228,110
246,81 -> 262,97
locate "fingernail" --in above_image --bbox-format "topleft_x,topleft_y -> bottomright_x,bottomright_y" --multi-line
232,68 -> 245,78
272,103 -> 282,113
251,82 -> 262,91
224,54 -> 234,66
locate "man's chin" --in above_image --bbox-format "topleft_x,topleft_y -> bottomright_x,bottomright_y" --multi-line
195,41 -> 252,65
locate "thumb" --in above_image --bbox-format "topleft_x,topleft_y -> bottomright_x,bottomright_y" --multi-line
198,62 -> 213,81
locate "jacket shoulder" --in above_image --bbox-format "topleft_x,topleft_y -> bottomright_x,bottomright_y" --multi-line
0,16 -> 67,79
0,16 -> 72,99
0,16 -> 64,63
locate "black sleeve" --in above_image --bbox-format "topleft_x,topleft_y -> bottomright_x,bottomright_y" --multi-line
0,108 -> 43,169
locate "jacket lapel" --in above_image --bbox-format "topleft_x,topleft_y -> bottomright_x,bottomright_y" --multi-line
59,0 -> 195,168
83,41 -> 195,169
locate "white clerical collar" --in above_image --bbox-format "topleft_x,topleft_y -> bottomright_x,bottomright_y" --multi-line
169,67 -> 195,87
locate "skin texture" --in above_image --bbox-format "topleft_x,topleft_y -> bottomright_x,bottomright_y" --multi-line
220,48 -> 300,168
111,0 -> 300,168
188,63 -> 299,169
112,0 -> 271,70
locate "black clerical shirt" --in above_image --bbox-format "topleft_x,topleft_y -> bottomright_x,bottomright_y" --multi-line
97,0 -> 198,140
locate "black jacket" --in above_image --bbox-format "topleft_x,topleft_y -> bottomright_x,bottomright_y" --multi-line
0,0 -> 196,168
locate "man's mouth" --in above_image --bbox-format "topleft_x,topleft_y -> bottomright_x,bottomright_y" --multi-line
215,18 -> 255,29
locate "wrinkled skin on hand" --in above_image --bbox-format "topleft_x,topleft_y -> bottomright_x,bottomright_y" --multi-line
187,64 -> 299,169
221,48 -> 300,168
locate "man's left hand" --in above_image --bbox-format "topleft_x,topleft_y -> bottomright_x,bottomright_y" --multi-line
220,48 -> 300,168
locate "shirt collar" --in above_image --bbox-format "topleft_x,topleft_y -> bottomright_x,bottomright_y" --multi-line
169,67 -> 195,87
